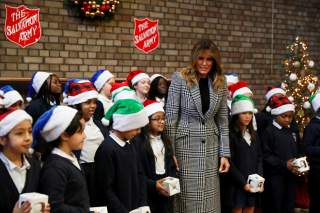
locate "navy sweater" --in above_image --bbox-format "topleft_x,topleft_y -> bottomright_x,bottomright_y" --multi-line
303,117 -> 320,169
0,155 -> 41,213
25,98 -> 56,125
94,134 -> 147,213
39,154 -> 90,213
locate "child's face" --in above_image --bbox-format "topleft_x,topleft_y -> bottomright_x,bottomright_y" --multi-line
0,120 -> 32,155
149,112 -> 165,135
102,77 -> 115,98
66,119 -> 86,151
11,101 -> 24,109
49,75 -> 62,94
157,78 -> 168,96
238,112 -> 253,127
120,128 -> 141,141
276,111 -> 293,128
81,98 -> 97,121
134,79 -> 150,95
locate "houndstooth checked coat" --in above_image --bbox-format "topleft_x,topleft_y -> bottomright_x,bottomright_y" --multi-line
165,71 -> 230,213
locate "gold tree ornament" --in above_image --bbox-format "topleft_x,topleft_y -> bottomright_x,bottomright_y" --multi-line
70,0 -> 120,18
282,36 -> 318,131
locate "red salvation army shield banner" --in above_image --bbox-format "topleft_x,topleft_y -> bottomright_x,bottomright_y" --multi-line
4,5 -> 41,48
133,18 -> 159,53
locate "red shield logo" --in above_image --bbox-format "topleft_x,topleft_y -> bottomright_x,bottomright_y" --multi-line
133,18 -> 159,54
4,5 -> 41,48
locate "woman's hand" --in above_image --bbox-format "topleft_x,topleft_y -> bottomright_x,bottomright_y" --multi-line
219,157 -> 230,173
156,179 -> 170,197
12,201 -> 31,213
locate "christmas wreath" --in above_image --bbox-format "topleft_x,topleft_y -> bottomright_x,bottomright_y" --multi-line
71,0 -> 120,18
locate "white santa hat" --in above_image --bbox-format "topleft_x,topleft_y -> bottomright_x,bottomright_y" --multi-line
231,95 -> 257,115
101,99 -> 148,131
0,85 -> 24,108
32,106 -> 78,142
143,99 -> 165,117
127,70 -> 150,85
225,72 -> 239,85
265,86 -> 286,101
150,74 -> 167,83
310,91 -> 320,113
90,69 -> 114,92
63,79 -> 98,105
0,108 -> 32,136
27,72 -> 52,102
228,81 -> 253,99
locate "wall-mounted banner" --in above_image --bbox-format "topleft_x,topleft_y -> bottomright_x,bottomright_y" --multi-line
133,18 -> 159,54
4,5 -> 41,48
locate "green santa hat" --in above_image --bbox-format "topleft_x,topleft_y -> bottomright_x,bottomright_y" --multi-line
102,99 -> 149,131
310,90 -> 320,113
231,95 -> 257,115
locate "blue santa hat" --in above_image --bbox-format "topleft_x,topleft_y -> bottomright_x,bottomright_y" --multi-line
33,105 -> 78,143
0,85 -> 24,108
90,69 -> 114,92
27,72 -> 52,102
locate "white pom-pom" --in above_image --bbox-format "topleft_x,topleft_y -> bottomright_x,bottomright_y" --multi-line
0,90 -> 4,96
308,83 -> 315,92
303,101 -> 311,109
281,82 -> 288,89
308,60 -> 315,68
289,73 -> 298,81
101,118 -> 110,126
26,97 -> 32,102
63,98 -> 68,104
293,61 -> 301,68
288,96 -> 294,102
28,148 -> 34,155
266,106 -> 271,112
253,108 -> 258,114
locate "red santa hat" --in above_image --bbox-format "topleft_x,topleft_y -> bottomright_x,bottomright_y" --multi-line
110,81 -> 136,102
63,79 -> 98,105
0,108 -> 32,136
228,81 -> 253,98
143,99 -> 164,117
269,95 -> 295,115
127,70 -> 150,85
265,86 -> 286,101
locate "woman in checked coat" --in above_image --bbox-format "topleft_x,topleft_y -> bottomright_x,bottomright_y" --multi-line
165,39 -> 230,213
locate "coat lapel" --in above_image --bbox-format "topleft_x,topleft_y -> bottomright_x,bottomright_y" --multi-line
190,84 -> 204,119
204,80 -> 219,119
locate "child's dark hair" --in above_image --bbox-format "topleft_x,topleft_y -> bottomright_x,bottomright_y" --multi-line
148,76 -> 168,100
35,111 -> 83,161
128,81 -> 137,91
230,113 -> 256,142
36,74 -> 61,105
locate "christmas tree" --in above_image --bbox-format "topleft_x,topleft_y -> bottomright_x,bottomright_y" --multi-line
281,36 -> 318,132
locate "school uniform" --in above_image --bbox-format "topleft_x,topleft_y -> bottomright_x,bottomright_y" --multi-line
80,117 -> 106,206
94,133 -> 148,213
0,153 -> 41,213
39,148 -> 90,213
303,116 -> 320,213
228,129 -> 263,208
134,133 -> 176,213
262,121 -> 300,213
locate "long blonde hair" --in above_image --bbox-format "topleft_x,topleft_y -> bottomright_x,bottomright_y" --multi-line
180,39 -> 225,90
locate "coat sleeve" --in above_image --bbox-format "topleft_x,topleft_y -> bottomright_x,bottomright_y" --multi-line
95,146 -> 129,213
165,72 -> 182,151
40,166 -> 87,213
215,86 -> 230,158
303,124 -> 320,157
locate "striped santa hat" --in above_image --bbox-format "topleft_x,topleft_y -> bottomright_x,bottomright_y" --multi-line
0,85 -> 24,108
127,70 -> 150,85
228,81 -> 253,99
90,69 -> 114,92
269,95 -> 295,115
27,72 -> 52,102
143,99 -> 164,117
0,108 -> 32,137
231,95 -> 257,115
63,79 -> 98,105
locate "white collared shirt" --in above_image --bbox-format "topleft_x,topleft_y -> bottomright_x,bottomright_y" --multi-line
149,134 -> 166,175
243,130 -> 251,146
110,132 -> 129,147
80,117 -> 104,163
273,120 -> 283,129
98,94 -> 113,114
0,152 -> 31,193
52,148 -> 81,170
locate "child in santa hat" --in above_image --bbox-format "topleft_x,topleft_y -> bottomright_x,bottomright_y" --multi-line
228,95 -> 262,213
261,95 -> 302,213
90,69 -> 115,120
0,106 -> 50,213
0,85 -> 24,109
25,72 -> 62,124
127,69 -> 151,103
303,91 -> 320,213
33,105 -> 90,212
148,74 -> 169,108
63,78 -> 106,206
95,98 -> 150,213
110,81 -> 136,103
133,99 -> 177,213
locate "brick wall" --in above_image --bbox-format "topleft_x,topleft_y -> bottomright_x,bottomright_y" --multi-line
1,0 -> 320,107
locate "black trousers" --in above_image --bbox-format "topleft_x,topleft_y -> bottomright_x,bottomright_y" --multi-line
308,167 -> 320,213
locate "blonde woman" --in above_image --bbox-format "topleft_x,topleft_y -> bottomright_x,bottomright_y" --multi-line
165,39 -> 230,213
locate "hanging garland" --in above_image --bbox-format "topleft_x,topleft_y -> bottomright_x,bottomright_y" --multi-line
71,0 -> 120,18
